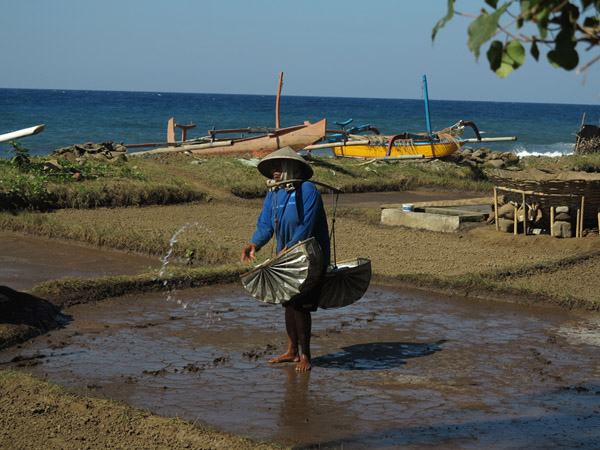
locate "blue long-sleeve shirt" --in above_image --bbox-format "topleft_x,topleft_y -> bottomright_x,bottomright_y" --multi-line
251,181 -> 330,266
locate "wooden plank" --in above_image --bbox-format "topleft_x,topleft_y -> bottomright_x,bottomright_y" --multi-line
494,187 -> 499,232
167,117 -> 175,143
522,192 -> 527,236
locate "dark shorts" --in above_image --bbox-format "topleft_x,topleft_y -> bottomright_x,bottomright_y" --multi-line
283,275 -> 325,312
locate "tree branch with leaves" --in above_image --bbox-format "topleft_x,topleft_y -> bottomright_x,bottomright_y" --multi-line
432,0 -> 600,80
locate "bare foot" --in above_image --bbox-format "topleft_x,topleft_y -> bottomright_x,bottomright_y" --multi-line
269,351 -> 299,364
295,354 -> 312,371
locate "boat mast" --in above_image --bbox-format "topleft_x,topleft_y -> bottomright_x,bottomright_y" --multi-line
422,75 -> 432,137
276,72 -> 283,129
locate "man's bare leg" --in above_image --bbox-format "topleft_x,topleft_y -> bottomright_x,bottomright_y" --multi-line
269,307 -> 300,364
294,309 -> 312,371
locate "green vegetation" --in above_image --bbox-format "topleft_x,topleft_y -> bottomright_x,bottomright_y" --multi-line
433,1 -> 600,78
0,151 -> 496,211
4,148 -> 599,212
31,263 -> 246,308
0,147 -> 206,210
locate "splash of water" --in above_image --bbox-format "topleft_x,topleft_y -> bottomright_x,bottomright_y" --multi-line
158,221 -> 199,279
154,222 -> 222,325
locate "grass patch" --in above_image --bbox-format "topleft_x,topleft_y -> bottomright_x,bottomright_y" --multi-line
0,153 -> 207,211
31,263 -> 247,307
9,150 -> 594,212
0,210 -> 238,262
136,153 -> 492,199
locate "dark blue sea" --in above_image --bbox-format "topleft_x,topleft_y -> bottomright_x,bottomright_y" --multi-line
1,88 -> 599,158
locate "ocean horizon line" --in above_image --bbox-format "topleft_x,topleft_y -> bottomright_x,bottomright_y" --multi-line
1,86 -> 598,108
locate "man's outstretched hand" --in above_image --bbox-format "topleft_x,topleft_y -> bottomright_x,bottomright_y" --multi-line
241,243 -> 259,263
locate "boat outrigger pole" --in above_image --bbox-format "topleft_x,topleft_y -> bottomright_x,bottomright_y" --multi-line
422,75 -> 433,138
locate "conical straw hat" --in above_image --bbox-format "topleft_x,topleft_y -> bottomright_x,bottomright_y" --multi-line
257,146 -> 313,180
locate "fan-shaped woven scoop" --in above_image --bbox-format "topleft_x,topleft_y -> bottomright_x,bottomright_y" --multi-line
240,238 -> 323,304
318,258 -> 371,309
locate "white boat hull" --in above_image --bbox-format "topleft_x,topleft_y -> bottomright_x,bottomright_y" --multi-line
0,124 -> 45,143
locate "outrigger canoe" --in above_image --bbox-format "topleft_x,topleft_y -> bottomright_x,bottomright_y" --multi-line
331,139 -> 463,159
130,118 -> 327,157
305,75 -> 516,159
128,72 -> 327,157
325,120 -> 480,159
306,118 -> 515,160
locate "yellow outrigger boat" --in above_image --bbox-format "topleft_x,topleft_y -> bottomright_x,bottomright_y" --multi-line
329,123 -> 470,160
305,75 -> 516,160
331,140 -> 461,159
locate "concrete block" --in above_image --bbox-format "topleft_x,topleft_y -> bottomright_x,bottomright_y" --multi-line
556,206 -> 569,214
381,209 -> 461,233
423,207 -> 487,222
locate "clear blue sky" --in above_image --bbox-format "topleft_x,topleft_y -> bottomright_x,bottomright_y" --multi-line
1,0 -> 598,104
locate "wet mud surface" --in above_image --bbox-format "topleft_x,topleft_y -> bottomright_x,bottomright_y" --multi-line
0,231 -> 158,291
2,190 -> 599,448
3,283 -> 599,449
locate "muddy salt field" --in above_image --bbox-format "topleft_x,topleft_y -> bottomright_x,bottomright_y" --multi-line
2,191 -> 600,449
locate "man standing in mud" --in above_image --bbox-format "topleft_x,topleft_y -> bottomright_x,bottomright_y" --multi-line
241,147 -> 330,371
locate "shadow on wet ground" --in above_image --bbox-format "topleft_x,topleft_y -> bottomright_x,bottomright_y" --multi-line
2,283 -> 599,449
313,340 -> 447,370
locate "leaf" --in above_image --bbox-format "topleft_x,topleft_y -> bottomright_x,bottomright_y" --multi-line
534,5 -> 551,40
550,28 -> 579,70
487,40 -> 504,71
467,2 -> 510,59
491,40 -> 525,78
505,39 -> 525,65
530,40 -> 540,61
519,0 -> 538,21
547,45 -> 579,70
485,0 -> 498,8
432,0 -> 455,41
